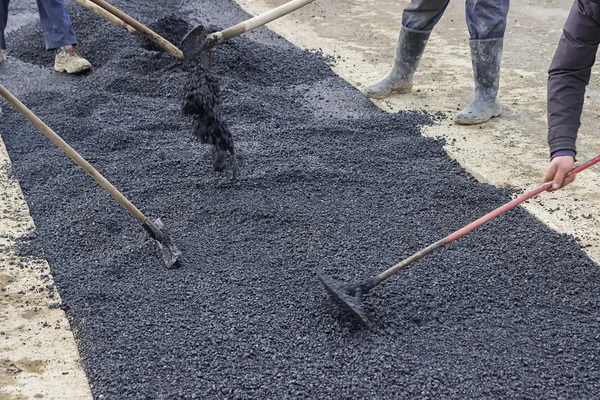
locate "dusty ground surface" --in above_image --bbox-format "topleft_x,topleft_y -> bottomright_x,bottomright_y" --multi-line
0,1 -> 93,399
1,0 -> 600,398
235,0 -> 600,263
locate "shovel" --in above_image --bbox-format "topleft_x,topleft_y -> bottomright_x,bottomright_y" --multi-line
180,0 -> 315,61
319,155 -> 600,325
0,84 -> 181,268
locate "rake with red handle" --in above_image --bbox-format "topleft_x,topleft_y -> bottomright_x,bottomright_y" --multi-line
319,155 -> 600,325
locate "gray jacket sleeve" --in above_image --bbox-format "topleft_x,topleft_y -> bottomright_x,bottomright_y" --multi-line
547,0 -> 600,155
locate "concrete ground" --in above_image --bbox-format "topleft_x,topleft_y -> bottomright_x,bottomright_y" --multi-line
0,0 -> 598,397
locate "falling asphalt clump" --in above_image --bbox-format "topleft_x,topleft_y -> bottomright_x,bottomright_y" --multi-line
2,0 -> 600,399
182,63 -> 234,172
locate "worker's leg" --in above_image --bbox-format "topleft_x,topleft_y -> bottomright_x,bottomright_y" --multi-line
464,0 -> 509,40
36,0 -> 91,73
0,0 -> 10,52
364,0 -> 449,99
35,0 -> 76,50
402,0 -> 450,32
455,0 -> 510,125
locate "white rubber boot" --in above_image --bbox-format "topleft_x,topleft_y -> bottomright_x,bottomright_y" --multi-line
363,26 -> 431,99
455,38 -> 503,125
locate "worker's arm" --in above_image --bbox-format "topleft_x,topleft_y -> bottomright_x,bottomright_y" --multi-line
545,0 -> 600,189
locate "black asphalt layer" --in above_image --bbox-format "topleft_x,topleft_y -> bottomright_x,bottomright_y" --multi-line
2,1 -> 600,399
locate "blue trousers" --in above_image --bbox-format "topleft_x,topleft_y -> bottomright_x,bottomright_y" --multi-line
0,0 -> 77,50
402,0 -> 510,39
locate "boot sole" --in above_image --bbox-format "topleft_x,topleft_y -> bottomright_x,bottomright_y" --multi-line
454,110 -> 502,126
54,64 -> 92,74
364,85 -> 412,99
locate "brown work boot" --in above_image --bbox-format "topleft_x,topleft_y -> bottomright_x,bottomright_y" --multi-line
54,45 -> 92,74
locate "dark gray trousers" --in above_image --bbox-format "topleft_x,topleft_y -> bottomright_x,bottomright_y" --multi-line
402,0 -> 510,39
0,0 -> 77,50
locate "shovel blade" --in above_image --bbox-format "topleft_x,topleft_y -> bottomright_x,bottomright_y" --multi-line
181,25 -> 211,62
142,218 -> 182,269
318,273 -> 370,325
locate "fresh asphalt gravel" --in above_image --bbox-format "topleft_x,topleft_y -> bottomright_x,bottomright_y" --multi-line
1,0 -> 600,399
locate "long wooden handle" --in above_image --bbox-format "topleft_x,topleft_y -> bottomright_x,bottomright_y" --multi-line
0,84 -> 148,224
74,0 -> 136,34
88,0 -> 184,60
211,0 -> 315,44
376,155 -> 600,283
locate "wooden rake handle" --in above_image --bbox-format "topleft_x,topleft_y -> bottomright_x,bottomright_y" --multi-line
211,0 -> 315,45
0,84 -> 148,224
87,0 -> 184,60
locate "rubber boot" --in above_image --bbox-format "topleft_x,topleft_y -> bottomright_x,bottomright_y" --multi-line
455,38 -> 503,125
363,26 -> 431,99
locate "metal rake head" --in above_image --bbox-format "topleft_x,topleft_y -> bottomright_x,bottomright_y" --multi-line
318,273 -> 374,326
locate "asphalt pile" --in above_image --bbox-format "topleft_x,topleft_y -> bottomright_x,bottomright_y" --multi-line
2,0 -> 600,399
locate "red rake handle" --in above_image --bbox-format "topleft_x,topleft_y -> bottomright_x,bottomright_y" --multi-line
376,155 -> 600,282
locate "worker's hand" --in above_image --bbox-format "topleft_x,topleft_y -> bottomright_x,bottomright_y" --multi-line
542,155 -> 576,191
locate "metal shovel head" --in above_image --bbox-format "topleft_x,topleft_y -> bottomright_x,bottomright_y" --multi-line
142,218 -> 182,269
180,25 -> 212,63
318,273 -> 370,325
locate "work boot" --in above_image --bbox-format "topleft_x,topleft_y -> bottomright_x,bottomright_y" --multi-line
455,38 -> 503,125
363,26 -> 431,99
54,45 -> 92,74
